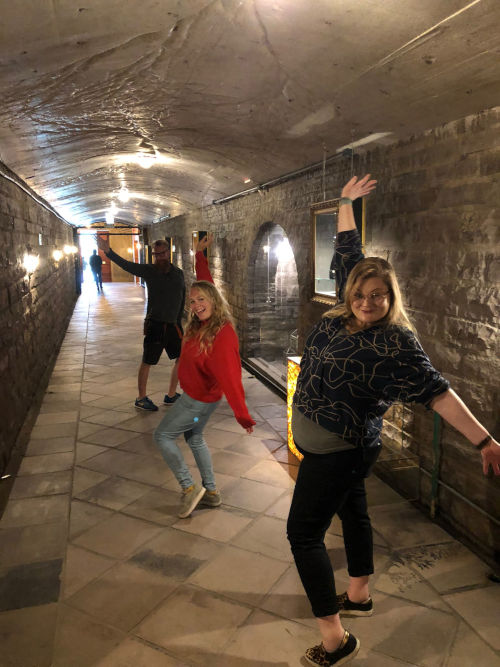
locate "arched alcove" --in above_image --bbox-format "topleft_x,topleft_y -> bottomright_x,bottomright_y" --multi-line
245,222 -> 300,388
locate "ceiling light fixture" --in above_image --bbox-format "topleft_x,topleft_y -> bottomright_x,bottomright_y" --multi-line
118,186 -> 130,203
136,152 -> 157,169
335,132 -> 393,153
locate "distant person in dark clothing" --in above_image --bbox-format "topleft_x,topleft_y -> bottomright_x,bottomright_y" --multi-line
96,236 -> 185,411
89,249 -> 103,291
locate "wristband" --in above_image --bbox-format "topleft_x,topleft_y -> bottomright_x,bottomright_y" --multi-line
475,435 -> 492,450
339,197 -> 353,207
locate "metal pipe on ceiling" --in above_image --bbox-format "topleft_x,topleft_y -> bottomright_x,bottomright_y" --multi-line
212,149 -> 353,206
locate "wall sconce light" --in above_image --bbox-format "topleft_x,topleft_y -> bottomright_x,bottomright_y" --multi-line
263,245 -> 270,254
127,248 -> 133,254
53,249 -> 63,262
189,249 -> 194,257
23,252 -> 39,274
172,245 -> 176,252
136,242 -> 142,250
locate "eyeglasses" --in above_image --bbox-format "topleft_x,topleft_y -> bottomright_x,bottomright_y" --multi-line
352,290 -> 390,305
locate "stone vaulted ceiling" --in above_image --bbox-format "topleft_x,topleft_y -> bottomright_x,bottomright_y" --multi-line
0,0 -> 499,227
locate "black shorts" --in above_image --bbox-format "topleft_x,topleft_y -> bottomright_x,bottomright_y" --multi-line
143,320 -> 183,365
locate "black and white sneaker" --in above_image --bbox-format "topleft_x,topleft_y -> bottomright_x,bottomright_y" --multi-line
337,591 -> 373,617
305,631 -> 360,666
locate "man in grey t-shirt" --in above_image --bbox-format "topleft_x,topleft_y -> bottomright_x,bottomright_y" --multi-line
97,236 -> 185,411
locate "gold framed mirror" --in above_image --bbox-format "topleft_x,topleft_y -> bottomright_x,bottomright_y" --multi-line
311,198 -> 365,304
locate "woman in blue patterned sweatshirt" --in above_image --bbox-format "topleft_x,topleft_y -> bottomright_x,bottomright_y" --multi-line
288,174 -> 500,667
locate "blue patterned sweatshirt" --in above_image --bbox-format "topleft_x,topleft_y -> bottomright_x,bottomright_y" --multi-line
293,229 -> 449,449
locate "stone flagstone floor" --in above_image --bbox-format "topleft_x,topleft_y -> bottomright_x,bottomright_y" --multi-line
1,279 -> 499,667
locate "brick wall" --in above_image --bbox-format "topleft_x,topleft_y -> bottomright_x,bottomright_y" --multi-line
0,163 -> 77,475
152,107 -> 499,563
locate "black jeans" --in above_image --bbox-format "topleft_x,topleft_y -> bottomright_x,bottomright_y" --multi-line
287,447 -> 379,618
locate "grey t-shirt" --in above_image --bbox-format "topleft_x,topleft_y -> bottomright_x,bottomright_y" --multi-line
291,405 -> 356,454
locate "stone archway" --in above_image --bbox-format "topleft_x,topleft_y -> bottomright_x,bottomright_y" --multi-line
245,222 -> 299,388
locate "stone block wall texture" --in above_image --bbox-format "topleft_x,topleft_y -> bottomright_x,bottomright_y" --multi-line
153,107 -> 499,563
0,163 -> 77,475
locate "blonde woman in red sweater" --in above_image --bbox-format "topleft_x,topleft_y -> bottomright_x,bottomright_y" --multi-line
154,235 -> 255,518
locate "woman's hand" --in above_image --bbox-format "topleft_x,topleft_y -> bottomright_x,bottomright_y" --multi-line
481,438 -> 500,476
246,425 -> 254,434
195,233 -> 213,253
341,174 -> 377,200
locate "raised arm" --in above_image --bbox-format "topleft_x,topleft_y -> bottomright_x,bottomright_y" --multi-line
195,234 -> 214,283
96,235 -> 149,278
430,389 -> 500,476
337,174 -> 377,232
334,175 -> 376,301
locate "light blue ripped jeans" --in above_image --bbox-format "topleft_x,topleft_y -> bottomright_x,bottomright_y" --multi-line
154,392 -> 220,491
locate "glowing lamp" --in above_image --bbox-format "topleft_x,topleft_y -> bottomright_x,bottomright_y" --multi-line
23,253 -> 39,273
53,249 -> 63,261
136,152 -> 156,169
118,187 -> 130,203
287,356 -> 303,461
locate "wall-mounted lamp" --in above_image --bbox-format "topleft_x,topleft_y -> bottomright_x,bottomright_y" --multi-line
63,245 -> 77,255
23,252 -> 39,274
172,244 -> 176,252
263,244 -> 270,254
127,248 -> 133,254
53,249 -> 63,262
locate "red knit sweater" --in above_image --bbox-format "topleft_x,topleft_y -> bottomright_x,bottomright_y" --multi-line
177,252 -> 255,429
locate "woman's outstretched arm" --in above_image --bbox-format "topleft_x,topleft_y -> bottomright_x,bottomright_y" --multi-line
431,389 -> 500,476
337,174 -> 377,232
194,234 -> 214,283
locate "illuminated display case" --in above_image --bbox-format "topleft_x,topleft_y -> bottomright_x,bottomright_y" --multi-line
286,356 -> 303,461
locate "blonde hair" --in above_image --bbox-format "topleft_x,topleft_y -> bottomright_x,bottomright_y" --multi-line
325,256 -> 415,331
184,281 -> 234,352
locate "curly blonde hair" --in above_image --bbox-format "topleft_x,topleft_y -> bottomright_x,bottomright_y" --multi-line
184,281 -> 234,352
325,256 -> 415,331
